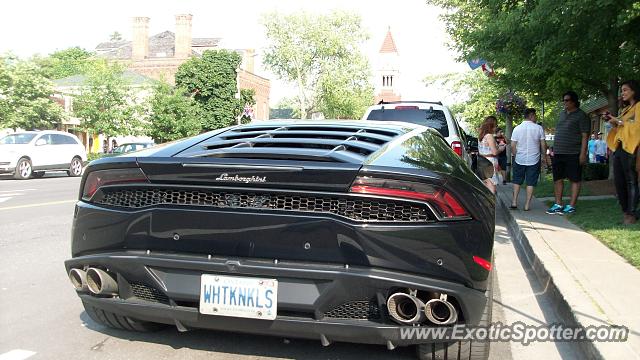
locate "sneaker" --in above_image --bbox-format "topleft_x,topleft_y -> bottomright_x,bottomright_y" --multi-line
562,205 -> 576,214
546,203 -> 563,215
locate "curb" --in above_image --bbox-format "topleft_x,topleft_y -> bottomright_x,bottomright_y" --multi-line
496,194 -> 603,360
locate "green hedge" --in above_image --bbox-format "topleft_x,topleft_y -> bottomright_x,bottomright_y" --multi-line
583,163 -> 609,181
87,153 -> 106,162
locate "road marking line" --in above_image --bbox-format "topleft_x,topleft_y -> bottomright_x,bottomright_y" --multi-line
0,189 -> 36,193
0,199 -> 76,211
0,198 -> 10,204
0,350 -> 37,360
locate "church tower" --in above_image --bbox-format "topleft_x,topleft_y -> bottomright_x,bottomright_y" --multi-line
374,27 -> 401,104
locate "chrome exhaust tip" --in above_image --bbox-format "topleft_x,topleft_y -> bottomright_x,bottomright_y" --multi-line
86,268 -> 118,295
424,294 -> 458,325
69,268 -> 88,292
386,292 -> 426,325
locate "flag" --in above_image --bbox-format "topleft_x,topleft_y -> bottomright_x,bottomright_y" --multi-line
467,58 -> 487,70
481,63 -> 495,77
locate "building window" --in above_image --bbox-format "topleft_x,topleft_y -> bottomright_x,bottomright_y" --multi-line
390,76 -> 393,87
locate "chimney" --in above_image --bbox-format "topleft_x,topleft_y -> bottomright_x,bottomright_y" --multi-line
175,14 -> 193,58
132,17 -> 150,60
243,49 -> 256,74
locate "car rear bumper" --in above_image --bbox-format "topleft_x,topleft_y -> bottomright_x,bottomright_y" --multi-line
65,251 -> 490,346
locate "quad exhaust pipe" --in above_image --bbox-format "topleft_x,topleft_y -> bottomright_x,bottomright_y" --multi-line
85,268 -> 118,295
386,292 -> 426,324
424,293 -> 458,325
386,291 -> 458,326
68,268 -> 88,292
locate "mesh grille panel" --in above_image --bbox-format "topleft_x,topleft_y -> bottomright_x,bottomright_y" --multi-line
130,282 -> 170,304
94,187 -> 431,222
324,300 -> 380,320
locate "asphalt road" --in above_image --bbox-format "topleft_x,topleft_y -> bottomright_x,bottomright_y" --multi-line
0,175 -> 578,360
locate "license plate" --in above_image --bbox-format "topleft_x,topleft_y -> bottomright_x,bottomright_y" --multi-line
199,274 -> 278,320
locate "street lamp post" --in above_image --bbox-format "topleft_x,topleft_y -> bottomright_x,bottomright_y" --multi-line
235,67 -> 242,125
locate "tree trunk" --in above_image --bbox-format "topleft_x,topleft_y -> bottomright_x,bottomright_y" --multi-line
606,77 -> 618,180
505,113 -> 513,182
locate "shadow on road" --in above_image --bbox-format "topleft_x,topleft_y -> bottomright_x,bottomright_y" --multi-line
0,171 -> 74,181
79,311 -> 415,359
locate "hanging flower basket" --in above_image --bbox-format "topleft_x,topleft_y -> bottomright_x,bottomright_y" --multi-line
496,91 -> 526,116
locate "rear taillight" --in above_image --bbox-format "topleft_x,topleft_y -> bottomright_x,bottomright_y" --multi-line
451,141 -> 463,157
349,177 -> 469,219
82,168 -> 149,201
473,255 -> 492,271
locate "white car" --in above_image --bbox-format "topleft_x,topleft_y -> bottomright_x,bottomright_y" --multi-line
0,130 -> 87,180
362,101 -> 473,167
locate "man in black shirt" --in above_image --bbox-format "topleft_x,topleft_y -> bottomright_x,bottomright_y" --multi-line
546,91 -> 590,215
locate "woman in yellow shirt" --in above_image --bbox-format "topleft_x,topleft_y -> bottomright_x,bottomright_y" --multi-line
605,79 -> 640,224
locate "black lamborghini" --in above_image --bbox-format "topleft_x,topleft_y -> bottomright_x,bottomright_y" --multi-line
65,120 -> 495,360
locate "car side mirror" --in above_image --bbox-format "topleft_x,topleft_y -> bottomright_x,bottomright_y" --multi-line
475,155 -> 495,181
35,138 -> 46,146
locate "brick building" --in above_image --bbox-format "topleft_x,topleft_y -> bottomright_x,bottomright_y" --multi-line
374,28 -> 401,104
96,15 -> 270,120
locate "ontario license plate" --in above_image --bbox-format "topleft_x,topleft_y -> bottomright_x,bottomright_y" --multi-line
199,274 -> 278,320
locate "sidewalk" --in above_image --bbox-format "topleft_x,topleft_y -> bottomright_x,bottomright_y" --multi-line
496,185 -> 640,359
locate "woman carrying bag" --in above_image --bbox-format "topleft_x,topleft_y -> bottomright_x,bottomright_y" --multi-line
604,80 -> 640,225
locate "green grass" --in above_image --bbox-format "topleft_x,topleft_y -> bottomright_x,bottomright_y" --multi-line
565,199 -> 640,269
533,173 -> 591,198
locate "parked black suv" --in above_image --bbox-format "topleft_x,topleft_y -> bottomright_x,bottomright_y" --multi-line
65,121 -> 495,360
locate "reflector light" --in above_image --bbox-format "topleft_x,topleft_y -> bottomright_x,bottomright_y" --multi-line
473,255 -> 492,271
349,177 -> 469,219
451,141 -> 463,157
82,168 -> 149,200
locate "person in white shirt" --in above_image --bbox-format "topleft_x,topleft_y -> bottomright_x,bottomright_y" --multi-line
510,108 -> 547,210
594,132 -> 608,163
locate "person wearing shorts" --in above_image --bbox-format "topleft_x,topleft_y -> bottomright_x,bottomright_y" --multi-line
510,108 -> 546,211
546,91 -> 590,215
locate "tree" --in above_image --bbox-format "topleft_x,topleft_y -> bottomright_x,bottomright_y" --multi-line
427,0 -> 640,116
73,60 -> 144,137
0,55 -> 64,130
262,10 -> 373,119
175,50 -> 253,131
110,32 -> 123,41
37,47 -> 94,79
317,56 -> 374,119
146,81 -> 202,143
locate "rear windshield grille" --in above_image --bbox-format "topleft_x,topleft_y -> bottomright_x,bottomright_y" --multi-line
366,109 -> 449,137
178,125 -> 405,163
93,187 -> 432,223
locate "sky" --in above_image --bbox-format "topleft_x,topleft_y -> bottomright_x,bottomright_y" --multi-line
0,0 -> 470,106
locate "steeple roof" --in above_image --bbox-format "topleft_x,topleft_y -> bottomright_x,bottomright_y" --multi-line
379,27 -> 398,54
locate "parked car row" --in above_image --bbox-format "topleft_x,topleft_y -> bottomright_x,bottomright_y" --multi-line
0,130 -> 155,180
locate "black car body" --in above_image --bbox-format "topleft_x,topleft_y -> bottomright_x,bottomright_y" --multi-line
65,121 -> 495,360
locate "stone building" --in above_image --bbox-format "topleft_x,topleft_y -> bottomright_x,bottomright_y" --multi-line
374,28 -> 401,104
96,15 -> 270,120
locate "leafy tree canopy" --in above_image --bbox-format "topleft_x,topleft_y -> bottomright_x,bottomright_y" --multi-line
36,47 -> 94,79
0,54 -> 64,130
262,10 -> 373,119
146,80 -> 202,143
110,32 -> 123,41
427,0 -> 640,115
73,60 -> 145,137
175,50 -> 254,131
425,70 -> 560,134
